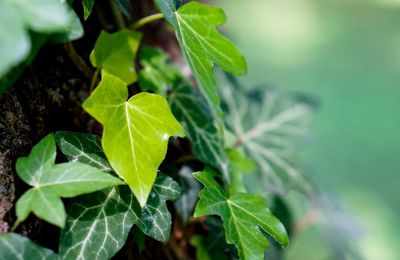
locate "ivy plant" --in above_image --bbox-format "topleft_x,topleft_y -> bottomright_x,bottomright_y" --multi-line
0,0 -> 356,259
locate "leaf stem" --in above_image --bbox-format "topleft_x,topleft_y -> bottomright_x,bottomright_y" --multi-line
108,0 -> 125,29
11,219 -> 21,232
131,13 -> 165,30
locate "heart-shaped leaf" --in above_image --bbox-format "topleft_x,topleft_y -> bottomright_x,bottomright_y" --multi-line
83,73 -> 184,206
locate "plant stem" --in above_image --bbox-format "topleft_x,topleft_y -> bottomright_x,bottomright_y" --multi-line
64,42 -> 93,79
11,220 -> 21,232
108,0 -> 125,29
131,13 -> 164,30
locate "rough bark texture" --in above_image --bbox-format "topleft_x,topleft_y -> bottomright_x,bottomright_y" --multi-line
0,0 -> 178,253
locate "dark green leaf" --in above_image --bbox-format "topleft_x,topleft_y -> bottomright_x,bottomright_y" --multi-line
0,233 -> 58,260
83,0 -> 94,20
169,80 -> 228,174
55,131 -> 111,172
60,175 -> 180,258
90,30 -> 142,85
58,132 -> 181,259
15,134 -> 123,228
193,169 -> 288,260
154,0 -> 182,28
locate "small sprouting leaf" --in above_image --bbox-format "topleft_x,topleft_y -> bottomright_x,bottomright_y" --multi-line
83,0 -> 94,20
55,131 -> 111,172
169,80 -> 228,174
221,81 -> 314,194
90,30 -> 142,85
15,134 -> 123,228
0,0 -> 70,78
0,233 -> 57,259
156,1 -> 247,114
83,73 -> 184,207
193,169 -> 288,260
60,177 -> 180,258
138,46 -> 181,95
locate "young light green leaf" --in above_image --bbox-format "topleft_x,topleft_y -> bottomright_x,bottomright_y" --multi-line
83,73 -> 184,207
55,131 -> 112,172
156,1 -> 247,114
60,176 -> 180,259
193,169 -> 288,260
90,30 -> 142,85
0,233 -> 58,260
221,80 -> 314,195
0,0 -> 70,79
15,134 -> 123,228
83,0 -> 94,20
169,79 -> 228,174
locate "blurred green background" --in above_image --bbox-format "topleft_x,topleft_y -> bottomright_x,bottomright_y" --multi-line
215,0 -> 400,259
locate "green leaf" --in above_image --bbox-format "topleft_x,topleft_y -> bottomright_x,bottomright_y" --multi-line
83,0 -> 94,20
0,0 -> 71,79
57,133 -> 181,258
60,176 -> 180,258
157,1 -> 247,114
169,79 -> 228,174
226,148 -> 255,195
59,186 -> 136,259
15,134 -> 123,228
154,0 -> 182,28
220,81 -> 314,194
83,73 -> 184,207
90,30 -> 142,85
55,131 -> 112,172
193,169 -> 288,260
138,46 -> 181,95
0,233 -> 58,259
191,235 -> 228,260
138,46 -> 229,174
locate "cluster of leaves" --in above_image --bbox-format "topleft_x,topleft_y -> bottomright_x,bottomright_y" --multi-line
0,0 -> 359,259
